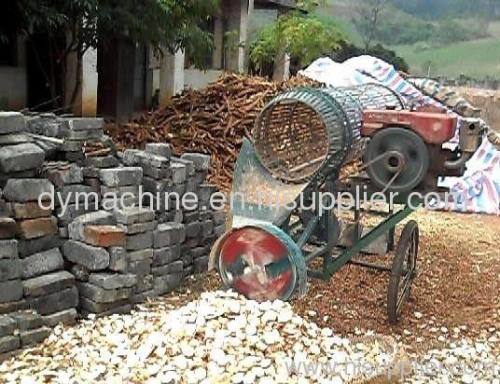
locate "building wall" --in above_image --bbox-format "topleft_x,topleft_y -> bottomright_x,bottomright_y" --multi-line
184,69 -> 224,90
0,37 -> 27,110
0,67 -> 27,110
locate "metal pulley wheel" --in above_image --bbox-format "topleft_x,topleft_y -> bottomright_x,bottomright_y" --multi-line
216,225 -> 307,301
387,220 -> 419,323
365,127 -> 430,193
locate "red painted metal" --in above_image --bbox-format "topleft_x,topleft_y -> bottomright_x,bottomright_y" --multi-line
362,110 -> 457,145
219,227 -> 294,301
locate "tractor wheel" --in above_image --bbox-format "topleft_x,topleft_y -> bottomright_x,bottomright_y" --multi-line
387,220 -> 419,324
365,127 -> 430,193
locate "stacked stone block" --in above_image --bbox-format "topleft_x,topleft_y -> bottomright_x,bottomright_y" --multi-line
0,112 -> 45,187
122,147 -> 172,210
0,113 -> 229,352
0,311 -> 52,354
115,207 -> 156,303
41,161 -> 97,239
60,118 -> 107,163
152,222 -> 185,295
174,153 -> 227,275
62,211 -> 138,316
99,166 -> 143,211
1,179 -> 77,321
0,236 -> 23,315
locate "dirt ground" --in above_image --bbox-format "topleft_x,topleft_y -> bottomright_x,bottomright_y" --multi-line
164,210 -> 499,355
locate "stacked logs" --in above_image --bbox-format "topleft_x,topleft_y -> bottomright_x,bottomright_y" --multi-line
106,74 -> 319,192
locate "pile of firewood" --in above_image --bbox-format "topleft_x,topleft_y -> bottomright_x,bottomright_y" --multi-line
106,74 -> 318,191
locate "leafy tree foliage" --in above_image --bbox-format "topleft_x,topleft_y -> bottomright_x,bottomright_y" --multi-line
1,0 -> 218,109
249,9 -> 344,77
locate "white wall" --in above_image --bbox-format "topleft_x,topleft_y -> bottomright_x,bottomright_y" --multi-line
184,69 -> 224,90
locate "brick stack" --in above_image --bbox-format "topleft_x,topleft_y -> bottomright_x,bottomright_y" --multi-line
62,211 -> 138,316
99,167 -> 143,211
61,118 -> 120,202
122,147 -> 172,211
1,179 -> 78,322
175,153 -> 224,276
180,153 -> 211,191
0,112 -> 229,352
152,222 -> 185,295
60,118 -> 106,163
41,161 -> 97,239
0,112 -> 45,187
115,207 -> 156,303
0,229 -> 23,317
0,234 -> 54,353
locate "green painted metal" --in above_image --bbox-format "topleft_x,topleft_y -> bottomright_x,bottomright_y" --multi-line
323,203 -> 418,277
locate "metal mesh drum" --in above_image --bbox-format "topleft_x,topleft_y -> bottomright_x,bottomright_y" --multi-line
253,88 -> 354,183
253,84 -> 405,183
342,83 -> 405,110
320,87 -> 365,164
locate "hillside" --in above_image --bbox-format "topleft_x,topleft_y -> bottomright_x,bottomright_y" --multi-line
389,20 -> 500,78
391,36 -> 500,78
317,0 -> 500,79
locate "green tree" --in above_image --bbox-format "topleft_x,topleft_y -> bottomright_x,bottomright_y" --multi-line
1,0 -> 218,110
249,4 -> 344,77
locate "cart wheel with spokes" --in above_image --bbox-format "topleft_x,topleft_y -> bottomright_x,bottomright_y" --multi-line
387,220 -> 419,324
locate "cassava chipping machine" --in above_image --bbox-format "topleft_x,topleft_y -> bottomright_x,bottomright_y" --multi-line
209,84 -> 484,323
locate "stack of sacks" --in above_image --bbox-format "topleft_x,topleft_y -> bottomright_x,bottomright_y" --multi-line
99,167 -> 143,210
152,222 -> 185,295
114,207 -> 156,303
0,112 -> 45,187
1,179 -> 78,324
42,161 -> 97,239
63,211 -> 137,316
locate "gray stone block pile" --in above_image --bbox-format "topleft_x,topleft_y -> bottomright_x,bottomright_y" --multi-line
0,112 -> 45,187
114,207 -> 156,303
152,222 -> 185,295
0,112 -> 228,352
0,176 -> 77,332
99,167 -> 143,210
41,161 -> 97,239
61,211 -> 139,316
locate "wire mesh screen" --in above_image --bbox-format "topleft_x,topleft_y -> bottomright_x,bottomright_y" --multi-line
254,96 -> 330,182
253,84 -> 404,184
342,83 -> 405,111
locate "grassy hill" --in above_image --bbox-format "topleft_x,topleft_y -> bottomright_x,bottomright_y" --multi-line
391,38 -> 500,78
316,0 -> 500,79
390,21 -> 500,78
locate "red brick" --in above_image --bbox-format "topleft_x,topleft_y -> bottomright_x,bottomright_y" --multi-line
84,225 -> 126,247
17,217 -> 58,240
0,218 -> 17,239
